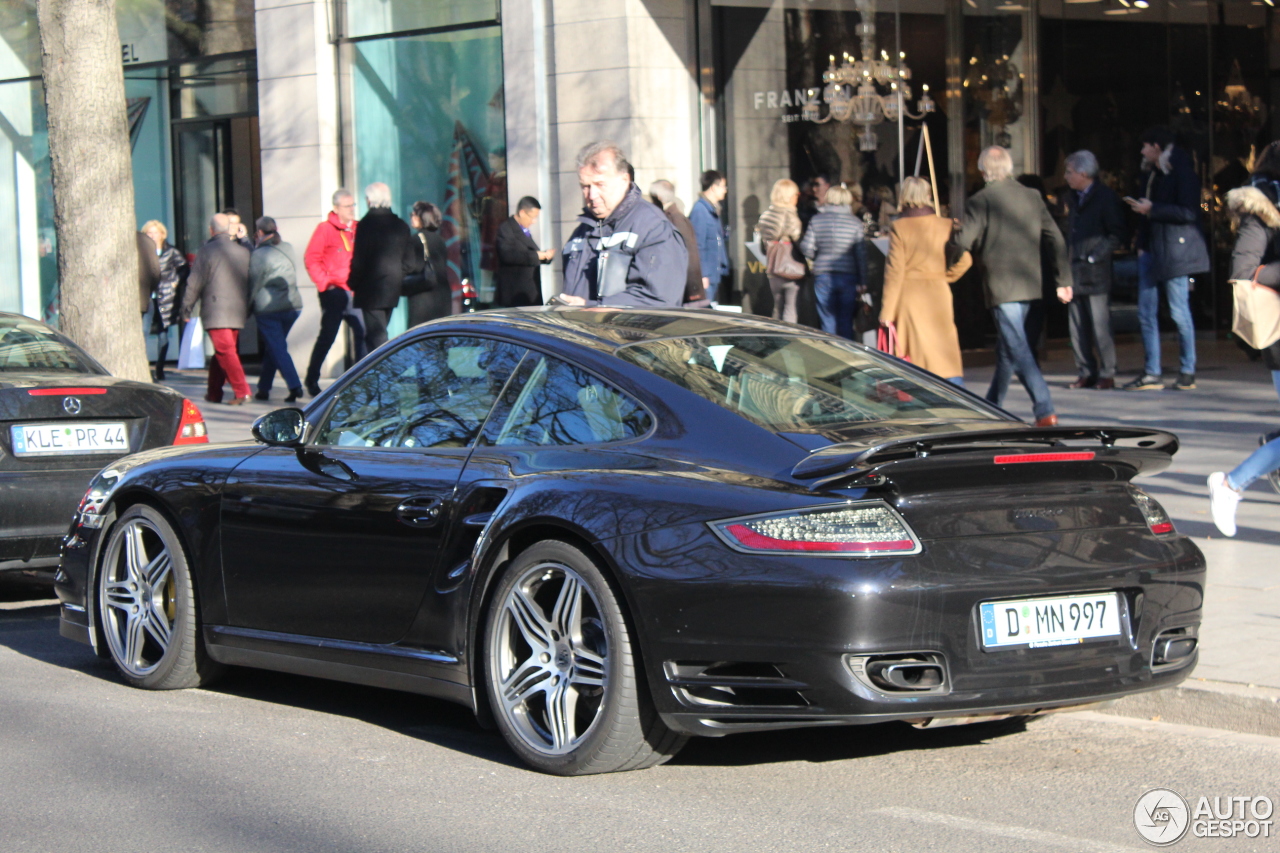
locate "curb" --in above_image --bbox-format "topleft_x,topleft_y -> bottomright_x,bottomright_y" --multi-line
1095,679 -> 1280,737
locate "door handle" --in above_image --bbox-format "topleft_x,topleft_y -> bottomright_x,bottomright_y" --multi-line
395,496 -> 444,528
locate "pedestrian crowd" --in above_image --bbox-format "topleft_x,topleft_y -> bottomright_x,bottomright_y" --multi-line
131,133 -> 1279,535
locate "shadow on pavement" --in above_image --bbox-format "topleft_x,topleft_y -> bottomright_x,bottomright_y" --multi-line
3,611 -> 1034,772
1169,517 -> 1280,544
208,666 -> 522,769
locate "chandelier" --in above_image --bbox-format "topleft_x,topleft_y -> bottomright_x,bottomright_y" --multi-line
963,50 -> 1022,148
801,0 -> 935,151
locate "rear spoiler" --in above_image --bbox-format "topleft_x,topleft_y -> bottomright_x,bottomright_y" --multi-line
792,426 -> 1179,489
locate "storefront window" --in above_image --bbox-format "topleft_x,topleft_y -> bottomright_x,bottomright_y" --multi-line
711,0 -> 946,316
0,77 -> 52,319
961,0 -> 1034,186
350,25 -> 506,326
1039,0 -> 1269,334
345,0 -> 498,40
125,65 -> 175,235
0,0 -> 255,82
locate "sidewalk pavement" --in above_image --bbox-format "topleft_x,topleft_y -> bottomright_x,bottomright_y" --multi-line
969,335 -> 1280,735
166,333 -> 1280,733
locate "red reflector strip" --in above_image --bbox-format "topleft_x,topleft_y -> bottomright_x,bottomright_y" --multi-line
27,387 -> 108,395
1149,522 -> 1174,534
726,524 -> 914,553
993,451 -> 1096,465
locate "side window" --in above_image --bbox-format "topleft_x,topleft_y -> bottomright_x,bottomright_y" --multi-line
317,336 -> 525,448
481,354 -> 652,447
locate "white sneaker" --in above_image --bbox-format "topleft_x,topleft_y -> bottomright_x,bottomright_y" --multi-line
1207,472 -> 1242,537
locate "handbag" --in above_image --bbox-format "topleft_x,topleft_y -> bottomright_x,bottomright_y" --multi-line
176,317 -> 205,370
1231,266 -> 1280,350
402,234 -> 432,297
766,239 -> 806,281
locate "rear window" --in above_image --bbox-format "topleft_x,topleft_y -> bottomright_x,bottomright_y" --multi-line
616,334 -> 999,432
0,320 -> 102,374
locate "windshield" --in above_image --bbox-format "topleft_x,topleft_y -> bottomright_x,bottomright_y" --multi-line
0,318 -> 103,374
617,334 -> 1000,433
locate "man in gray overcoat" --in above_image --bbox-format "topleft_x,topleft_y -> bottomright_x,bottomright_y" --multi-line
182,212 -> 252,404
956,146 -> 1073,427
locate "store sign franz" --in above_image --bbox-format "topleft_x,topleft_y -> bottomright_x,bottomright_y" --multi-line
753,89 -> 817,124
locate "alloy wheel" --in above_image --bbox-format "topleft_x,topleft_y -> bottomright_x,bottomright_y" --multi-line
489,562 -> 609,755
100,516 -> 177,678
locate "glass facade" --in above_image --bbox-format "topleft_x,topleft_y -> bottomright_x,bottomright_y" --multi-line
705,0 -> 1277,341
346,16 -> 505,333
0,0 -> 257,325
0,78 -> 50,318
712,0 -> 948,319
345,0 -> 498,40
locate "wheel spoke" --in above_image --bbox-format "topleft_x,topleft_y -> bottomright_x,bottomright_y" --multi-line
571,647 -> 605,688
144,604 -> 172,648
124,524 -> 147,583
142,551 -> 172,590
123,612 -> 147,668
545,678 -> 579,751
550,574 -> 581,639
507,587 -> 552,652
103,581 -> 135,612
501,664 -> 548,708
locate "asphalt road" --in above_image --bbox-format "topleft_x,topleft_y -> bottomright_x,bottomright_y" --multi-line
3,579 -> 1277,853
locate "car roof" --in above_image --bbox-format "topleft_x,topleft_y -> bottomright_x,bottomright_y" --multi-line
426,307 -> 817,351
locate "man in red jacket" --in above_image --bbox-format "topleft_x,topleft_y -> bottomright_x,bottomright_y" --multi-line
303,189 -> 367,397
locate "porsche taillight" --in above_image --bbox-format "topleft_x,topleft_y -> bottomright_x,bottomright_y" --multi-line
710,502 -> 922,557
174,398 -> 208,445
1130,487 -> 1175,535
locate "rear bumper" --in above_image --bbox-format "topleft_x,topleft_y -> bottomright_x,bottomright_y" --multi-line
659,679 -> 1184,737
0,465 -> 102,563
617,525 -> 1206,736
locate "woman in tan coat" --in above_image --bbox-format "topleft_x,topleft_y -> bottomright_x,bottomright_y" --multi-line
880,177 -> 972,383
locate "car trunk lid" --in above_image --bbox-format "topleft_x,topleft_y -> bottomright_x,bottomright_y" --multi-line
791,423 -> 1178,538
0,375 -> 181,472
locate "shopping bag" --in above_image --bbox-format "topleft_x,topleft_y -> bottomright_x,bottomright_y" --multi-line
877,321 -> 906,360
1231,268 -> 1280,350
176,317 -> 205,370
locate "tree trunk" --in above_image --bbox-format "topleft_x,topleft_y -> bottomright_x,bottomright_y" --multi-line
37,0 -> 151,382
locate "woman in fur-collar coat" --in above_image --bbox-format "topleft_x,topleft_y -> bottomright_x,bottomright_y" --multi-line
1226,143 -> 1280,396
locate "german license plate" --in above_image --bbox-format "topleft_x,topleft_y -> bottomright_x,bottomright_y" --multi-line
11,422 -> 128,457
979,592 -> 1123,650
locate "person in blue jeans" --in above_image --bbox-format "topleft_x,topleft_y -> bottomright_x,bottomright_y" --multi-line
689,170 -> 730,304
1209,436 -> 1280,536
1124,126 -> 1210,391
798,184 -> 866,339
248,217 -> 304,403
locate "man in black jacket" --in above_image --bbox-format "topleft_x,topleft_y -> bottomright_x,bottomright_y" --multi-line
349,182 -> 416,350
494,196 -> 553,306
1064,150 -> 1125,390
1124,127 -> 1210,390
560,141 -> 687,308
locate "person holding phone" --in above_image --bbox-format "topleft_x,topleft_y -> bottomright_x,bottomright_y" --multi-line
1123,126 -> 1209,391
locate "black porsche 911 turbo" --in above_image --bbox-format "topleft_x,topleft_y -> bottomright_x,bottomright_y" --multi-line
56,308 -> 1204,775
0,313 -> 207,575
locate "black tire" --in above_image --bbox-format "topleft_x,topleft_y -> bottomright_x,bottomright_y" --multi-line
483,540 -> 686,775
97,504 -> 223,690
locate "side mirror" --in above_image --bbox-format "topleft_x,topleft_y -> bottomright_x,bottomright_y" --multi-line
252,408 -> 305,446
